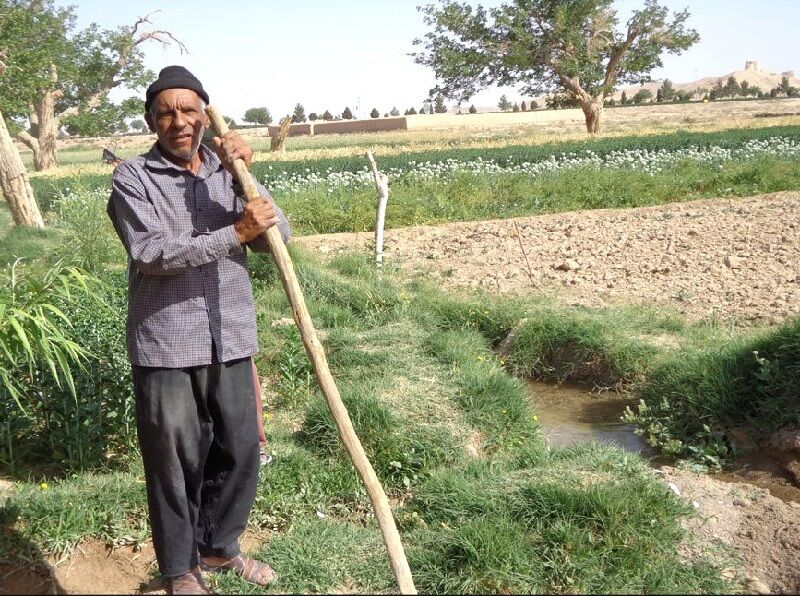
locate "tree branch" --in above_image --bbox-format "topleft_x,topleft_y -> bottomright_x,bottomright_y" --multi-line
16,129 -> 39,151
601,28 -> 638,96
55,12 -> 187,123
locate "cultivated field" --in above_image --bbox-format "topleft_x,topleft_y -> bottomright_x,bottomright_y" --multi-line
2,99 -> 800,594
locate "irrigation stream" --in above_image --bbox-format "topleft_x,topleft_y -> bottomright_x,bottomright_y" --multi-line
528,381 -> 657,456
528,381 -> 800,503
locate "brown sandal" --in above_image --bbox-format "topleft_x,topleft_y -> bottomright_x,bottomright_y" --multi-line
201,553 -> 277,587
166,566 -> 211,595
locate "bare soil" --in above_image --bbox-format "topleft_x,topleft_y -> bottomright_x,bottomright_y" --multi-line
659,466 -> 800,594
296,192 -> 800,325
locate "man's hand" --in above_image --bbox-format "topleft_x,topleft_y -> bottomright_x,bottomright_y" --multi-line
234,197 -> 280,244
212,131 -> 252,174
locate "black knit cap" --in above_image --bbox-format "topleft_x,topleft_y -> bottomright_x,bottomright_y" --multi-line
144,65 -> 209,112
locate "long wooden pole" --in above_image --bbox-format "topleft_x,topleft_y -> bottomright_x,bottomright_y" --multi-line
206,106 -> 417,595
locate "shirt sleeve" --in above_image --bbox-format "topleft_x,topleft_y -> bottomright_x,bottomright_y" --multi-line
108,164 -> 243,276
243,176 -> 292,254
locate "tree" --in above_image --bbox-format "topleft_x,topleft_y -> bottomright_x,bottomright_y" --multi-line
292,103 -> 306,123
0,2 -> 185,170
243,107 -> 272,125
520,100 -> 527,111
469,104 -> 477,113
308,112 -> 318,121
390,107 -> 400,117
723,76 -> 740,98
659,79 -> 675,102
370,108 -> 380,118
433,93 -> 448,113
512,102 -> 520,112
709,79 -> 723,100
497,94 -> 511,111
739,80 -> 749,96
407,107 -> 418,115
632,89 -> 652,104
59,96 -> 143,136
530,100 -> 539,109
621,90 -> 628,105
0,53 -> 44,227
342,107 -> 354,119
322,110 -> 334,121
414,0 -> 699,133
130,118 -> 148,133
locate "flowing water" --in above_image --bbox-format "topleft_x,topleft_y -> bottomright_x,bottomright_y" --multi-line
528,381 -> 657,456
527,381 -> 800,502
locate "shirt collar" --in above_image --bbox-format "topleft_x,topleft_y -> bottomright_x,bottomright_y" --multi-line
144,142 -> 222,178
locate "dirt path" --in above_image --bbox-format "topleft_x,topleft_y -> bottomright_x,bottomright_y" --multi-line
296,192 -> 800,324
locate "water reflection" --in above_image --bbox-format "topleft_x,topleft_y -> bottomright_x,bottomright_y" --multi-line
527,381 -> 656,456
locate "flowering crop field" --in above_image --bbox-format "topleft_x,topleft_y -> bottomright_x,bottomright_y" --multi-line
261,136 -> 800,194
29,124 -> 800,234
252,124 -> 800,184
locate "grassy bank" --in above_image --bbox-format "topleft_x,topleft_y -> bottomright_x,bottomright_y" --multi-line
0,248 -> 733,593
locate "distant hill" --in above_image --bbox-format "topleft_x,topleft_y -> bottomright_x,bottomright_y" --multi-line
615,61 -> 800,100
466,62 -> 800,112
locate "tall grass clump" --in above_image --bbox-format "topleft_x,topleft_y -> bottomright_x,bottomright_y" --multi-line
51,186 -> 125,273
0,260 -> 91,474
506,308 -> 657,388
631,316 -> 800,464
406,448 -> 729,594
0,261 -> 135,474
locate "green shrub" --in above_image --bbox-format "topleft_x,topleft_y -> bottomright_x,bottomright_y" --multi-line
0,267 -> 135,474
51,187 -> 124,273
632,316 -> 800,463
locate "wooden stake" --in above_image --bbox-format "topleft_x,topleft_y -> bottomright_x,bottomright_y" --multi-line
366,150 -> 389,268
206,106 -> 417,595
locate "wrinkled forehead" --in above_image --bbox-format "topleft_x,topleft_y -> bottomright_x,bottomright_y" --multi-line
151,88 -> 204,111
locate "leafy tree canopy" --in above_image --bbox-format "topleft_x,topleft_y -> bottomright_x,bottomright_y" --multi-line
62,97 -> 143,136
243,106 -> 272,125
0,0 -> 156,123
413,0 -> 698,132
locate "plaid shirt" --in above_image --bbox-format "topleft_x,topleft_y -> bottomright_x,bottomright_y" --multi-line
107,143 -> 291,368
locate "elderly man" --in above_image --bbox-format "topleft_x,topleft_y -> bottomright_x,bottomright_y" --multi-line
107,66 -> 290,594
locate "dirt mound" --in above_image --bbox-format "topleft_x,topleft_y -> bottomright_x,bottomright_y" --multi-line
659,466 -> 800,594
296,192 -> 800,324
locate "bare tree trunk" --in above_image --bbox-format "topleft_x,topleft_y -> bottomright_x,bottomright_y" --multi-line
270,116 -> 292,153
365,150 -> 389,268
0,109 -> 45,228
19,91 -> 60,171
580,98 -> 604,134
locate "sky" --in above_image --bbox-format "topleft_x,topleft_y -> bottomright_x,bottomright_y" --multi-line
56,0 -> 800,122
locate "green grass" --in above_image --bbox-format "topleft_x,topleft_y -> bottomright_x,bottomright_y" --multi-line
0,248 -> 741,592
252,124 -> 800,179
631,317 -> 800,464
7,124 -> 797,590
0,203 -> 59,265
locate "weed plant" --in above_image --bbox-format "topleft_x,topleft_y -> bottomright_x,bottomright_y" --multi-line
631,317 -> 800,464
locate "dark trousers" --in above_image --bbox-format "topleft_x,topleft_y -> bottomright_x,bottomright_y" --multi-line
132,357 -> 260,577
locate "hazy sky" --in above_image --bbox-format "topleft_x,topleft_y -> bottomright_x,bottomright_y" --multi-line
58,0 -> 799,121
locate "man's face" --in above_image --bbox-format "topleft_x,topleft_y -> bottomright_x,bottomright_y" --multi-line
145,88 -> 209,162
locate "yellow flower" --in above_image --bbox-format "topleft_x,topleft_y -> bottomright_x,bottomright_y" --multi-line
39,482 -> 48,490
477,356 -> 485,362
532,415 -> 539,421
